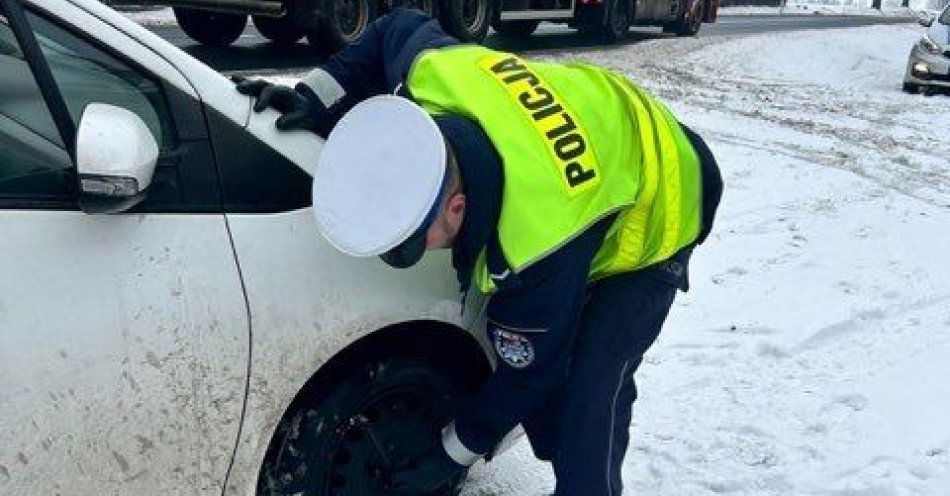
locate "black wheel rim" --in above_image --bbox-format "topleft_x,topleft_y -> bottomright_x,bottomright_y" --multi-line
338,0 -> 369,41
322,384 -> 454,495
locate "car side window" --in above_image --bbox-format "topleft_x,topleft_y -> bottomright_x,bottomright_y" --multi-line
24,9 -> 175,155
0,11 -> 73,201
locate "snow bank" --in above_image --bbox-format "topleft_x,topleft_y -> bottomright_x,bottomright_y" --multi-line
459,24 -> 950,496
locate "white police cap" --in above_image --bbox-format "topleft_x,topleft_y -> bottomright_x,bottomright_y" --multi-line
312,95 -> 447,267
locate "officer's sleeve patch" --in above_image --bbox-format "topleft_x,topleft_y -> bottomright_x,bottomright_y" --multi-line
493,328 -> 535,369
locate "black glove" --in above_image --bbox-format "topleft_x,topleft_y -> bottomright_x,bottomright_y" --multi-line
232,76 -> 329,135
389,442 -> 466,493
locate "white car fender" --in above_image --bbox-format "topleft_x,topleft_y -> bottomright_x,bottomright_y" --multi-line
222,207 -> 489,494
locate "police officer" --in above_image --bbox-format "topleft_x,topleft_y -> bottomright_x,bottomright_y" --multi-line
237,8 -> 722,495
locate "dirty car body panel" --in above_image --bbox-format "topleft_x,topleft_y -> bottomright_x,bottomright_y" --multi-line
0,0 -> 489,494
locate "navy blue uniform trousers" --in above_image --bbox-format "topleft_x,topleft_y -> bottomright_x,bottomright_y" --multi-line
521,259 -> 683,496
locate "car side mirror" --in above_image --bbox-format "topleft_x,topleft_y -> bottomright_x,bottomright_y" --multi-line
75,103 -> 159,214
918,12 -> 934,27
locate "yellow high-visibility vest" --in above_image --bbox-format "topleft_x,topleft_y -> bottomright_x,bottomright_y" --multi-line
407,45 -> 702,293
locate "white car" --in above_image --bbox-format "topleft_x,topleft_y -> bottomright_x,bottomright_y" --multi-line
0,0 -> 496,494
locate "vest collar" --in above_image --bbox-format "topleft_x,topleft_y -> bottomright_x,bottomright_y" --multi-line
433,115 -> 503,292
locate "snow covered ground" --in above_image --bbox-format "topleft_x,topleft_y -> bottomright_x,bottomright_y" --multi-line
451,23 -> 950,496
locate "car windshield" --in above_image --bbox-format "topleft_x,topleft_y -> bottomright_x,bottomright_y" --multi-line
941,5 -> 950,25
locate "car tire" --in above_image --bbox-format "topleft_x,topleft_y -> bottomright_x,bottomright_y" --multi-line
253,14 -> 304,44
440,0 -> 493,43
308,0 -> 378,56
173,7 -> 247,47
602,0 -> 631,44
257,352 -> 471,496
491,19 -> 541,37
669,0 -> 704,37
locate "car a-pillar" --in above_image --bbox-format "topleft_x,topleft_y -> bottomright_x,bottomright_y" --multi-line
255,321 -> 492,496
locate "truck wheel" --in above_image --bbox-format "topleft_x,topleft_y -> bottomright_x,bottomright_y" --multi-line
173,7 -> 247,47
902,82 -> 921,94
602,0 -> 631,43
491,19 -> 540,37
440,0 -> 492,43
253,14 -> 304,44
670,0 -> 704,37
257,353 -> 470,495
309,0 -> 377,56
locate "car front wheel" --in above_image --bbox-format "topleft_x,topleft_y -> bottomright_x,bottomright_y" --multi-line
258,353 -> 470,495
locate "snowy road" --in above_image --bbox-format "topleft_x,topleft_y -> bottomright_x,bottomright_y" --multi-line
451,24 -> 950,496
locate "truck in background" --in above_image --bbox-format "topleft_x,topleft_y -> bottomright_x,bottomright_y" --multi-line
119,0 -> 718,54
